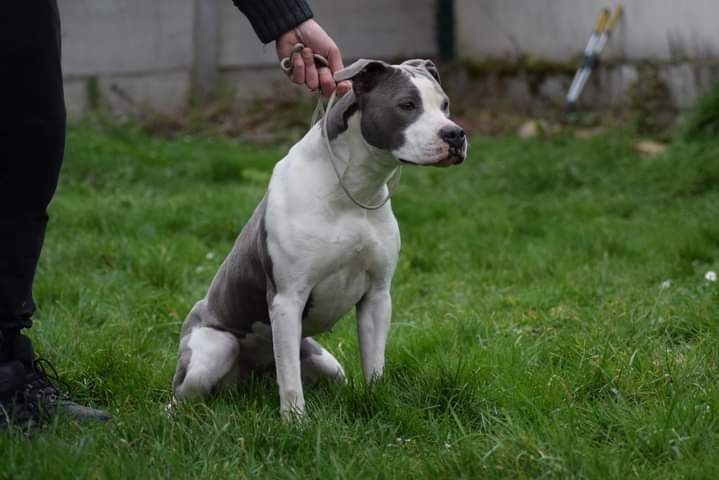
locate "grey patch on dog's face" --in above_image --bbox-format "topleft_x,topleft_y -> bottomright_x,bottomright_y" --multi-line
356,66 -> 424,151
390,63 -> 467,166
398,63 -> 447,110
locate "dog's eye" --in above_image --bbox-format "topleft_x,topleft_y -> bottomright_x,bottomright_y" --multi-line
442,100 -> 450,112
398,101 -> 416,111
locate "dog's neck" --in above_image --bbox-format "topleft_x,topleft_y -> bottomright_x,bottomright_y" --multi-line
320,91 -> 399,208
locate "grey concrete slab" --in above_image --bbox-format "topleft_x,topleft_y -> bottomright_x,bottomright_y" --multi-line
64,79 -> 90,119
98,71 -> 191,116
60,0 -> 194,76
220,67 -> 302,101
63,71 -> 190,118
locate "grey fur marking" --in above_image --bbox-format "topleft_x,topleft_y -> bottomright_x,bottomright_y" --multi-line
173,196 -> 277,390
325,59 -> 445,148
300,337 -> 323,360
202,195 -> 274,334
172,310 -> 202,389
358,67 -> 423,150
172,335 -> 193,389
325,91 -> 359,141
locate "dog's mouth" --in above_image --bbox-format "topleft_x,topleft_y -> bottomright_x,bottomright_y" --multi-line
399,150 -> 465,167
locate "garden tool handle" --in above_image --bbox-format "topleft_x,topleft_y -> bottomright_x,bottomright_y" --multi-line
594,8 -> 611,33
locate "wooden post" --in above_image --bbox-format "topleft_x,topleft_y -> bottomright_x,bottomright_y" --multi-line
192,0 -> 220,103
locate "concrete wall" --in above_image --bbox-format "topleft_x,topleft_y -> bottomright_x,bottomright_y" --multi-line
59,0 -> 719,117
456,0 -> 719,62
455,0 -> 719,110
217,0 -> 436,100
59,0 -> 436,116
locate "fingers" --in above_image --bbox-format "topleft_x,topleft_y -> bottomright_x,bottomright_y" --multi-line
301,48 -> 319,91
335,80 -> 352,96
278,20 -> 350,95
279,39 -> 349,96
298,46 -> 337,96
318,67 -> 335,97
290,51 -> 305,84
322,45 -> 346,96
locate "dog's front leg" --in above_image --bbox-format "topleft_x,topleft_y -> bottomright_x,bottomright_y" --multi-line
356,289 -> 392,383
270,293 -> 306,419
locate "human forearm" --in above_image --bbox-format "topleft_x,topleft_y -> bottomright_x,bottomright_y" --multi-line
231,0 -> 313,43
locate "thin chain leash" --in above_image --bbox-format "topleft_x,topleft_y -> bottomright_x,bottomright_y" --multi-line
280,44 -> 402,211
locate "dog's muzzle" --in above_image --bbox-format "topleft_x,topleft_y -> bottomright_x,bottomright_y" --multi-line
440,125 -> 467,165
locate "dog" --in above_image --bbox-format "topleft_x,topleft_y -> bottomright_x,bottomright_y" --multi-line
172,58 -> 468,418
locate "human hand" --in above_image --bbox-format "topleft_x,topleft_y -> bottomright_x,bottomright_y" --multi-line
276,19 -> 352,97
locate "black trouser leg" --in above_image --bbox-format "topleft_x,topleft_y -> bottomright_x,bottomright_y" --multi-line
0,0 -> 65,336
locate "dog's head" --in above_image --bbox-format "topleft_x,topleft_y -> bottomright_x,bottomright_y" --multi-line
336,58 -> 467,167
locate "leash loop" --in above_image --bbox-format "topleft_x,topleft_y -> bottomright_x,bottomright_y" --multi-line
280,44 -> 402,211
280,43 -> 330,75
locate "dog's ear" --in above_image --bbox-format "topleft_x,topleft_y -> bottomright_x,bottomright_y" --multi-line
335,59 -> 391,95
402,59 -> 440,84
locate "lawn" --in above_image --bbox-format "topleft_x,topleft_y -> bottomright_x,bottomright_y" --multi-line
2,122 -> 718,479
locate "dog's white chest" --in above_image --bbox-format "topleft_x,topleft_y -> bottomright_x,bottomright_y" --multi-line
302,249 -> 371,335
264,135 -> 401,336
295,216 -> 384,335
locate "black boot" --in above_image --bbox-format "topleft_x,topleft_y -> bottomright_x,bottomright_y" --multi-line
0,358 -> 39,428
0,330 -> 111,428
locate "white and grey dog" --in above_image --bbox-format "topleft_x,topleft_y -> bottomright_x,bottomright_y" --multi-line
172,58 -> 468,418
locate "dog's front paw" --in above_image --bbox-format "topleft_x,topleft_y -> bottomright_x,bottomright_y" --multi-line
279,391 -> 305,421
280,404 -> 305,422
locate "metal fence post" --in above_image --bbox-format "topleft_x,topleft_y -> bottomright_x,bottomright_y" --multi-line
192,0 -> 220,103
437,0 -> 455,61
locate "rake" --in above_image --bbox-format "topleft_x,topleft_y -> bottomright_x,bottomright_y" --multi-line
565,6 -> 623,111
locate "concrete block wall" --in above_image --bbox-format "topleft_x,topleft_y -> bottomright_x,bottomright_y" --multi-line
59,0 -> 437,117
454,0 -> 719,110
456,0 -> 719,62
58,1 -> 719,117
61,0 -> 194,116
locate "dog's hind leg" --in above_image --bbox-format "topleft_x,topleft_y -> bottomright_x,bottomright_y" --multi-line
173,326 -> 240,400
300,337 -> 346,385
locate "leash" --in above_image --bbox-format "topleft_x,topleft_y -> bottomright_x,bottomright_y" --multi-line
280,44 -> 402,211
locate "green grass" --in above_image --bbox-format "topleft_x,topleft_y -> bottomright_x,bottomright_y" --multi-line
2,123 -> 718,479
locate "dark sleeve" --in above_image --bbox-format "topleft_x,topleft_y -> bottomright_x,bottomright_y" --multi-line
232,0 -> 314,44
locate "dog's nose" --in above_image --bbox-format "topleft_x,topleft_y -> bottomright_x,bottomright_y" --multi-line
439,126 -> 466,149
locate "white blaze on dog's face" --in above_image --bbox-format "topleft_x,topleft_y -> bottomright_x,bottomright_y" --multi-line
346,59 -> 468,167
